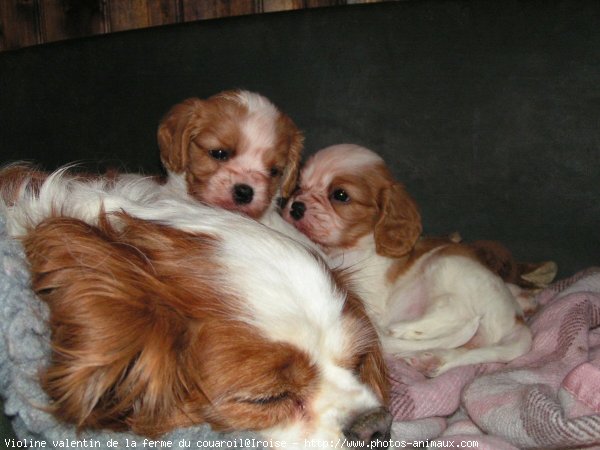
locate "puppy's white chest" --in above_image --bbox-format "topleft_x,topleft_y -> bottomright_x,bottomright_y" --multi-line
328,249 -> 395,324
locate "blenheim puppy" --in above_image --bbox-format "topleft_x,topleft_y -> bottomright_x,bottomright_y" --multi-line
284,144 -> 532,376
158,90 -> 315,247
0,168 -> 391,445
4,90 -> 315,248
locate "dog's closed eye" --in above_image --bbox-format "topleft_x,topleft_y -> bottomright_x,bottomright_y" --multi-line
237,391 -> 291,405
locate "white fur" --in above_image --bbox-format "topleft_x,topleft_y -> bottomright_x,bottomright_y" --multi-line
2,171 -> 382,445
301,144 -> 384,190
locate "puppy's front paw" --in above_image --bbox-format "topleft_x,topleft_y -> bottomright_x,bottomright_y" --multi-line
405,352 -> 443,377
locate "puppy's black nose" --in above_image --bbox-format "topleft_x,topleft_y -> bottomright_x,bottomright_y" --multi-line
290,201 -> 306,220
343,407 -> 392,448
233,184 -> 254,205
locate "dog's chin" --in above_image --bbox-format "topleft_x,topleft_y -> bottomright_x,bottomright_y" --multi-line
199,193 -> 269,220
287,217 -> 333,249
222,199 -> 269,220
234,204 -> 267,220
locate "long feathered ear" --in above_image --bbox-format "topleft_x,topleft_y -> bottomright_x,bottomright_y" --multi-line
337,276 -> 389,403
359,340 -> 389,404
23,215 -> 212,436
374,183 -> 422,258
157,98 -> 203,173
279,116 -> 304,199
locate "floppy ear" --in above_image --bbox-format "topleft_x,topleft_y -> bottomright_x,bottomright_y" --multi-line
359,342 -> 389,403
23,216 -> 211,436
157,98 -> 203,173
279,116 -> 305,199
339,279 -> 389,403
374,183 -> 422,258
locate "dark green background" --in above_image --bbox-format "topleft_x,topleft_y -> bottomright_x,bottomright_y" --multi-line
1,0 -> 599,438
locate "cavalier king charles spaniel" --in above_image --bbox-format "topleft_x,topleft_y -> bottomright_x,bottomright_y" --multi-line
3,90 -> 317,250
284,144 -> 532,376
0,167 -> 391,445
158,90 -> 317,248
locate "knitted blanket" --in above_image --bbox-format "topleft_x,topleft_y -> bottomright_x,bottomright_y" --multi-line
387,267 -> 600,449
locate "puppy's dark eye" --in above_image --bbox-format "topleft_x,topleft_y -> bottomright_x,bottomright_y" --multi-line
270,167 -> 282,177
331,189 -> 350,203
208,149 -> 231,161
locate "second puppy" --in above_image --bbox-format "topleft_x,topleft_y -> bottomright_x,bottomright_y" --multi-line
284,144 -> 532,376
158,90 -> 317,248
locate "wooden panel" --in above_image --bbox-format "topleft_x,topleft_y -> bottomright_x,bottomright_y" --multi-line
262,0 -> 305,13
181,0 -> 256,22
262,1 -> 345,12
0,0 -> 41,51
146,0 -> 181,27
107,0 -> 149,32
39,0 -> 107,44
304,0 -> 345,7
0,0 -> 396,52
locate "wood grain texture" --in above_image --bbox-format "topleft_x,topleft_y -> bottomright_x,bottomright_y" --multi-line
39,0 -> 107,43
0,0 -> 396,51
0,0 -> 41,50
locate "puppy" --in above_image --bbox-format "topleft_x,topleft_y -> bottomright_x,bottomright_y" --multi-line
4,90 -> 314,248
284,144 -> 532,376
158,90 -> 316,248
1,169 -> 391,444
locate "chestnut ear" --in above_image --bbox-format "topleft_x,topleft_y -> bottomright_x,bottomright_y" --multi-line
374,183 -> 422,258
338,276 -> 389,403
157,98 -> 203,173
279,116 -> 305,199
359,341 -> 389,403
25,216 -> 211,436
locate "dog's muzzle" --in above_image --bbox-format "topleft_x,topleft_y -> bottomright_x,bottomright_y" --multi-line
343,407 -> 392,448
290,201 -> 306,220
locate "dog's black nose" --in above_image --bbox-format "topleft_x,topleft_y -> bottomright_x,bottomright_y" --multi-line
233,184 -> 254,205
343,407 -> 392,448
290,201 -> 306,220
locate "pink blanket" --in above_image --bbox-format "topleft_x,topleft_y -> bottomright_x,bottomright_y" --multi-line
386,268 -> 600,449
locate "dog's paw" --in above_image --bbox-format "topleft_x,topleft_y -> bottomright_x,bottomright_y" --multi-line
404,352 -> 443,377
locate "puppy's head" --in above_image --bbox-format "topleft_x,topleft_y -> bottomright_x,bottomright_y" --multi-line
24,212 -> 390,443
158,90 -> 303,219
284,144 -> 422,257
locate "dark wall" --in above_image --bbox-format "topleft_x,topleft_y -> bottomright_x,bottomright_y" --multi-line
1,0 -> 598,277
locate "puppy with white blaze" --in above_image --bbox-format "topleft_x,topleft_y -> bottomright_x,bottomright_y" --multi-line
0,167 -> 391,447
158,89 -> 317,249
284,144 -> 532,376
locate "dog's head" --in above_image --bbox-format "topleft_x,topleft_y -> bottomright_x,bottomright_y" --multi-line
158,90 -> 303,219
24,210 -> 390,444
284,144 -> 422,257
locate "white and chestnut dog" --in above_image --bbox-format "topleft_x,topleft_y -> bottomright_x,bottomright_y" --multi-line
0,168 -> 391,445
4,90 -> 317,248
158,90 -> 315,247
284,144 -> 532,376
